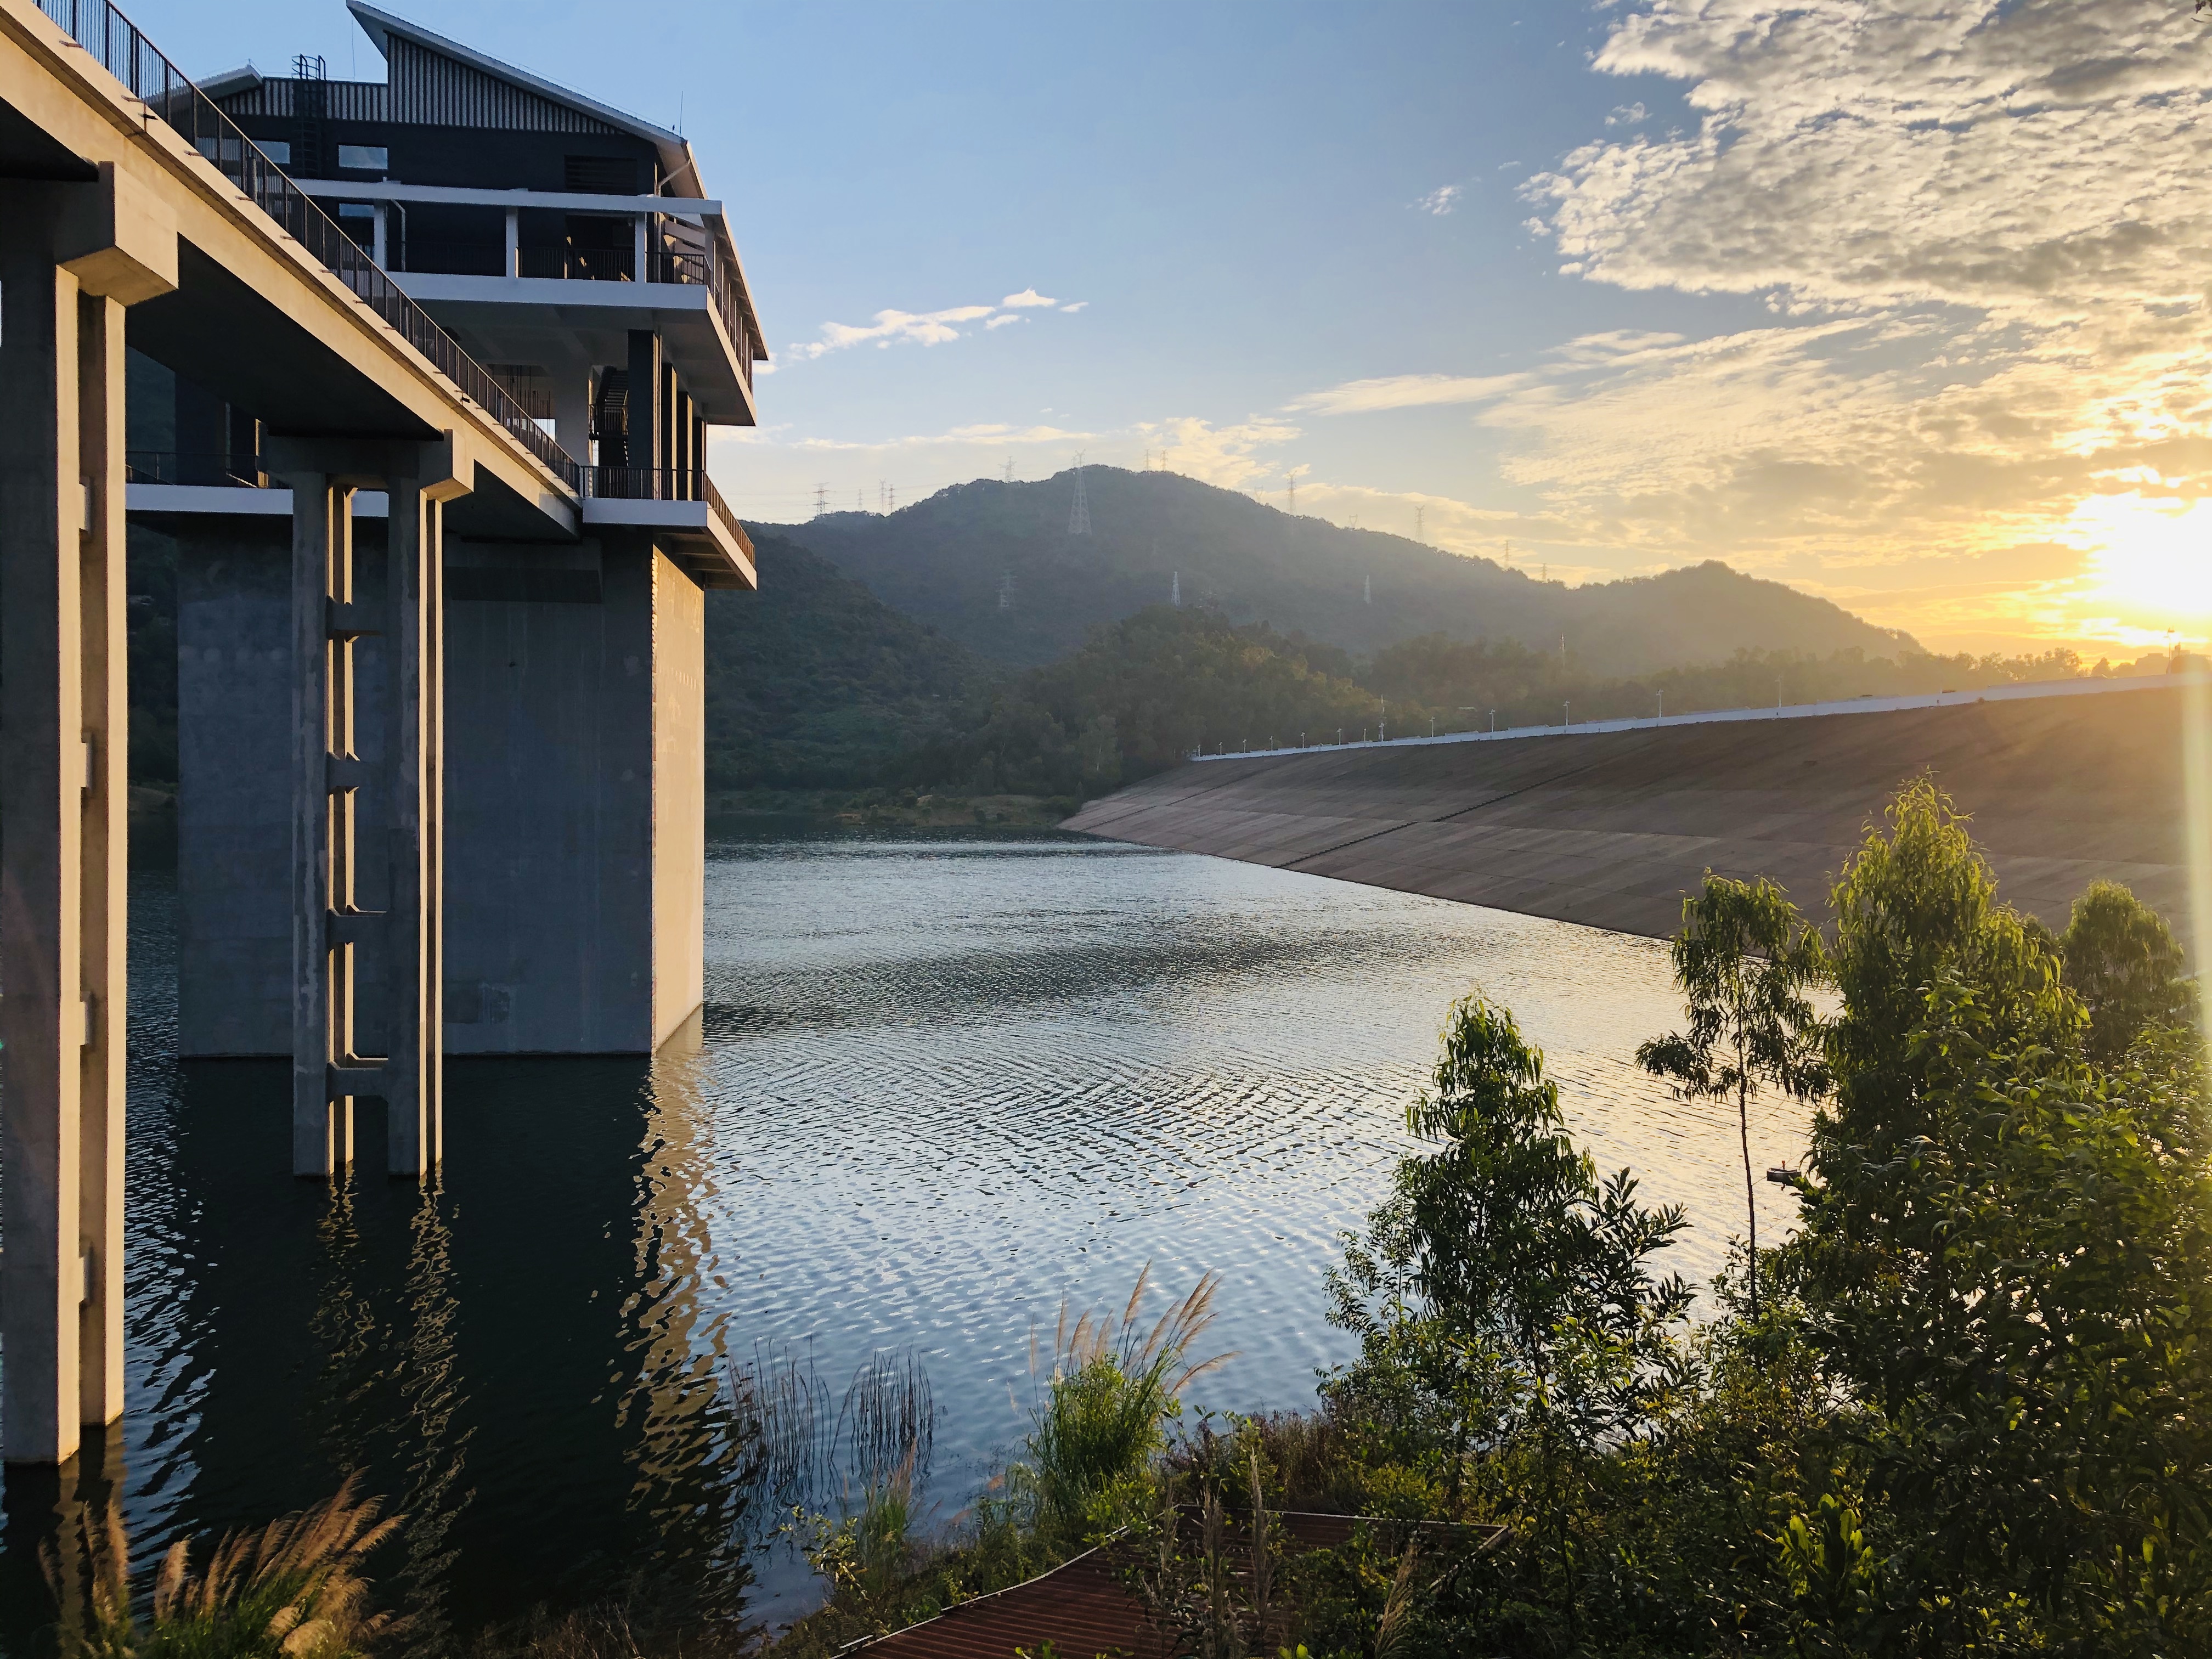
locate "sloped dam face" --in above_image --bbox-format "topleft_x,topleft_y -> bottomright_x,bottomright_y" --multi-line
1066,681 -> 2198,952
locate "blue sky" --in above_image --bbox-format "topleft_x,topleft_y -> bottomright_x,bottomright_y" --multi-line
127,1 -> 2212,656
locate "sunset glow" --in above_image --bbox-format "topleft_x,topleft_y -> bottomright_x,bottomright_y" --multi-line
2069,493 -> 2212,637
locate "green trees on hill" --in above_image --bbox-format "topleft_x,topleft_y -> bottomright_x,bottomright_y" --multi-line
1284,783 -> 2212,1652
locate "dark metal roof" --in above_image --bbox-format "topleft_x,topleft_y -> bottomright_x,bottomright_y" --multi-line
845,1514 -> 1505,1658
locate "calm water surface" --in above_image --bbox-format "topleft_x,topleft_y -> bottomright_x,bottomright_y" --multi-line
0,830 -> 1812,1646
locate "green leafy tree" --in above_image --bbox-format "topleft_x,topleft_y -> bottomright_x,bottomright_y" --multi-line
2059,878 -> 2192,1061
1788,781 -> 2212,1651
1327,996 -> 1692,1637
1638,874 -> 1828,1319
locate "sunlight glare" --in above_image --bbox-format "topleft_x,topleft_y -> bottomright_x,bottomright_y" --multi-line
2071,493 -> 2212,624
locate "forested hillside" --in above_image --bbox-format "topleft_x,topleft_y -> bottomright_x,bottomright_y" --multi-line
764,468 -> 1919,671
703,531 -> 979,789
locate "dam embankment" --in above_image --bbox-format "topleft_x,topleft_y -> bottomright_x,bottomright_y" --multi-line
1064,678 -> 2201,948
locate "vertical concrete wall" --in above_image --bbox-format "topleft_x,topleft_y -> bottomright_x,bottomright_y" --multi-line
174,521 -> 710,1057
650,548 -> 706,1048
442,538 -> 652,1053
174,519 -> 391,1057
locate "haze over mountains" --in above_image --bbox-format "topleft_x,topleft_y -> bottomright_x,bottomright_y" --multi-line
765,467 -> 1920,673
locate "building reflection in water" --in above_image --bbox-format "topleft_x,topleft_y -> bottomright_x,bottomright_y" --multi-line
1,1019 -> 762,1653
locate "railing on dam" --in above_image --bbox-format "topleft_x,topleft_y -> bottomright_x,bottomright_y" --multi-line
35,0 -> 582,493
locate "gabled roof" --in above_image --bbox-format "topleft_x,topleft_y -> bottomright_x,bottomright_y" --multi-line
343,1 -> 703,197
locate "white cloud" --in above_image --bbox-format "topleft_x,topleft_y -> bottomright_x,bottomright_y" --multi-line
787,288 -> 1084,361
1414,184 -> 1463,216
1604,101 -> 1648,126
1477,0 -> 2212,646
1286,371 -> 1527,415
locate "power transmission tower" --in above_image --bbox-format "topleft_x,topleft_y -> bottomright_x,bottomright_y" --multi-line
1172,571 -> 1180,606
1364,573 -> 1371,605
855,488 -> 863,511
814,482 -> 828,516
1415,505 -> 1425,543
997,567 -> 1014,612
888,483 -> 896,511
1068,452 -> 1091,535
1287,476 -> 1296,511
1004,456 -> 1014,483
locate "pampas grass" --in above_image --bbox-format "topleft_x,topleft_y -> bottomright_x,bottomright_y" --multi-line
1019,1264 -> 1232,1542
45,1476 -> 400,1659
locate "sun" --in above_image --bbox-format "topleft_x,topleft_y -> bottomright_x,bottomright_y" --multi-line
2068,492 -> 2212,629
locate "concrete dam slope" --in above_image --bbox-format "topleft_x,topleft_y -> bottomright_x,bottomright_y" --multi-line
1065,681 -> 2197,950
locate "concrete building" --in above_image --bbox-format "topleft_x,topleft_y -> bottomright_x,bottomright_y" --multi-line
8,0 -> 757,1459
129,2 -> 763,1066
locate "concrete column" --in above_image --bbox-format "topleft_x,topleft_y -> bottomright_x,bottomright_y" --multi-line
1,170 -> 171,1465
275,437 -> 467,1180
504,206 -> 520,279
549,346 -> 594,468
386,466 -> 440,1176
627,329 -> 662,495
284,472 -> 354,1177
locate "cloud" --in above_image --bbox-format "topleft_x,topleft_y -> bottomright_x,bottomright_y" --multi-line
1604,101 -> 1647,126
1287,371 -> 1528,415
1131,415 -> 1302,489
1477,0 -> 2212,648
1414,184 -> 1463,216
787,289 -> 1084,360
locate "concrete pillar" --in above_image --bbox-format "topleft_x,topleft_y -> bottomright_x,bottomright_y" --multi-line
1,168 -> 173,1465
627,329 -> 662,495
549,346 -> 594,469
272,438 -> 467,1180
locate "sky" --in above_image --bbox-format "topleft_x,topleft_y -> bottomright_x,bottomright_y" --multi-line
129,0 -> 2212,657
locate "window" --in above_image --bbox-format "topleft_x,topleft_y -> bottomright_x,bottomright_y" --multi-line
258,139 -> 291,165
336,144 -> 388,171
337,203 -> 375,218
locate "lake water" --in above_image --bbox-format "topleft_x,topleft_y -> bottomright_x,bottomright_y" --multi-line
0,829 -> 1813,1648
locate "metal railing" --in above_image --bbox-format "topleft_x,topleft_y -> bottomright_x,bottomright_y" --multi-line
582,465 -> 746,550
385,239 -> 752,390
126,449 -> 269,487
36,0 -> 580,493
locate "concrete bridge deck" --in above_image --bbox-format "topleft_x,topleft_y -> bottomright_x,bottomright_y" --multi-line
1066,676 -> 2208,953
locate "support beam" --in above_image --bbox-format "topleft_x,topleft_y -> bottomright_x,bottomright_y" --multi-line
272,436 -> 469,1180
0,168 -> 168,1464
627,329 -> 662,495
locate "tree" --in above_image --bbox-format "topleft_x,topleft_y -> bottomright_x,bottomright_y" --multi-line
1638,875 -> 1827,1318
1788,781 -> 2212,1650
2059,878 -> 2192,1061
1327,996 -> 1692,1637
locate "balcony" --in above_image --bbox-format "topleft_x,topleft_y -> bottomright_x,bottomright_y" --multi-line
289,179 -> 763,418
123,453 -> 754,589
579,466 -> 755,589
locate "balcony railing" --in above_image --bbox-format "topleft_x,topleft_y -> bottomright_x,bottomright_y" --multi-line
36,0 -> 580,493
582,466 -> 748,558
383,239 -> 754,391
127,449 -> 269,487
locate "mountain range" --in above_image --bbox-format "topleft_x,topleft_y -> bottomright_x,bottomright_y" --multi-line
764,467 -> 1919,672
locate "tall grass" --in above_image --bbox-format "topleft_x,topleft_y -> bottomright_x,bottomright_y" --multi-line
1020,1265 -> 1231,1542
46,1477 -> 400,1659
